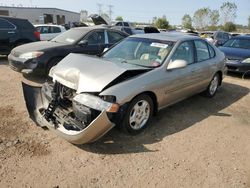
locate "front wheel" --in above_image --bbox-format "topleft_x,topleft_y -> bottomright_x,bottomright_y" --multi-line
120,94 -> 153,135
204,73 -> 220,98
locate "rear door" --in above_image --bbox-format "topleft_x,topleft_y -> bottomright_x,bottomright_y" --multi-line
0,18 -> 16,54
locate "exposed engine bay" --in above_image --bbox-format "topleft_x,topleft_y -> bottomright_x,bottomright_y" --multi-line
41,82 -> 101,131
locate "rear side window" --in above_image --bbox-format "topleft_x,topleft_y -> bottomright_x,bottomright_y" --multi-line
86,31 -> 105,45
124,22 -> 129,27
208,44 -> 215,58
107,31 -> 125,44
0,18 -> 15,29
116,22 -> 123,26
223,33 -> 229,40
50,26 -> 61,33
38,26 -> 49,34
171,41 -> 194,65
194,40 -> 210,62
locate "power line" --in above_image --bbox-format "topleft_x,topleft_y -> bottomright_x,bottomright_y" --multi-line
97,3 -> 103,15
108,4 -> 114,21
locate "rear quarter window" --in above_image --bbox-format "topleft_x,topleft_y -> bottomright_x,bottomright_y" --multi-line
208,44 -> 216,58
0,18 -> 15,29
194,40 -> 210,62
50,26 -> 61,33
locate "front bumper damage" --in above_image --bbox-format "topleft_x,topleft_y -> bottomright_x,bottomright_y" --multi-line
22,82 -> 115,144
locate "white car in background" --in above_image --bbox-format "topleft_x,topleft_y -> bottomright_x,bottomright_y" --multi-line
34,24 -> 66,41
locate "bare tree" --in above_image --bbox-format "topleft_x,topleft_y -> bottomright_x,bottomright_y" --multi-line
220,2 -> 237,25
210,10 -> 220,27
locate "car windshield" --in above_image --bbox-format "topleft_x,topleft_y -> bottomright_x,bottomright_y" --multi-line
51,28 -> 87,44
222,38 -> 250,49
103,37 -> 174,68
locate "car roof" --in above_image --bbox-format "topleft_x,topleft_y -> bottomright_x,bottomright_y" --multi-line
71,25 -> 129,35
233,35 -> 250,40
0,16 -> 28,22
130,32 -> 200,42
34,24 -> 64,27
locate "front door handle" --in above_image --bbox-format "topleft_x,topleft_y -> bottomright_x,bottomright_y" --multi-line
8,31 -> 15,34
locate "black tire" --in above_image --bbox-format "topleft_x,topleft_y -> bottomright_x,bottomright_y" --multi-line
203,73 -> 220,98
120,94 -> 153,135
46,57 -> 63,76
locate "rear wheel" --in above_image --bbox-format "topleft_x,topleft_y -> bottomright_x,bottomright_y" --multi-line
120,94 -> 153,134
204,73 -> 220,97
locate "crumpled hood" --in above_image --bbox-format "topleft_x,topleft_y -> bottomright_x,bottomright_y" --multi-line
49,53 -> 149,93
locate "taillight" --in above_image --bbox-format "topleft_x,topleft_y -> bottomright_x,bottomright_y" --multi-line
34,31 -> 40,41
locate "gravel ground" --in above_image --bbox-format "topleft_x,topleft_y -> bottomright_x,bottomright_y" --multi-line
0,56 -> 250,188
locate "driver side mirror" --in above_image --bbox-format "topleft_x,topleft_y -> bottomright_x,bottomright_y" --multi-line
78,39 -> 88,46
167,60 -> 187,70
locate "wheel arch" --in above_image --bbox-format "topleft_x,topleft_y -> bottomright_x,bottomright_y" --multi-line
216,71 -> 223,86
130,91 -> 158,116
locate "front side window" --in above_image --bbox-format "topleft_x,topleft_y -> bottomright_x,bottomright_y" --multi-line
103,37 -> 174,68
0,18 -> 15,29
194,40 -> 210,62
85,31 -> 105,45
171,41 -> 194,65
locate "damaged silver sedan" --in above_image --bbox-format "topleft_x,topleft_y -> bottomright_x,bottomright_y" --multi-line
22,33 -> 226,144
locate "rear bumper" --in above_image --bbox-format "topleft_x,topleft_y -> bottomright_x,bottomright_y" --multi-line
22,82 -> 115,144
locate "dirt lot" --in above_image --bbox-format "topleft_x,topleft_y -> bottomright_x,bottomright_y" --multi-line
0,56 -> 250,188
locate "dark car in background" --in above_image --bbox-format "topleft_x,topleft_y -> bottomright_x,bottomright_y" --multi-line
219,35 -> 250,74
0,16 -> 40,55
8,26 -> 128,76
201,31 -> 231,46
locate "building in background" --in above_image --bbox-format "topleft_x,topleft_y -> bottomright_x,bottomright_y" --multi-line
0,6 -> 80,25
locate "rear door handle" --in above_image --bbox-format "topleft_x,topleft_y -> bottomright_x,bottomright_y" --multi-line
8,31 -> 15,34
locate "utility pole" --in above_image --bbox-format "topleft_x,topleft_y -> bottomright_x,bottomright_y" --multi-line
108,4 -> 114,22
97,3 -> 103,15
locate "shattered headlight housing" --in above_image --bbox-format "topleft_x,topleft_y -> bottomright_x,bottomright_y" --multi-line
242,58 -> 250,64
73,94 -> 119,113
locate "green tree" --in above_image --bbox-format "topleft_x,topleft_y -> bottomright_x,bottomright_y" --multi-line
154,16 -> 170,29
223,22 -> 236,32
210,10 -> 220,27
182,14 -> 192,29
115,16 -> 123,21
220,2 -> 237,25
193,8 -> 211,30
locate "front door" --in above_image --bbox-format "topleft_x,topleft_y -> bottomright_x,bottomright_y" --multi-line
0,18 -> 16,54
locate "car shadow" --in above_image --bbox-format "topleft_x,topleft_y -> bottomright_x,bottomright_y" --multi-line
227,72 -> 250,79
78,82 -> 250,154
0,55 -> 8,65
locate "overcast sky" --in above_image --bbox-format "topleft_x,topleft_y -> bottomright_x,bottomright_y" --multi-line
1,0 -> 249,25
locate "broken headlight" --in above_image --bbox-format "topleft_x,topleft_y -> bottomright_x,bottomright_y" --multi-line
73,94 -> 119,113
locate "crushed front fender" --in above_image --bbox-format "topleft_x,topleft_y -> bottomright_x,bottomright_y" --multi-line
22,82 -> 115,144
